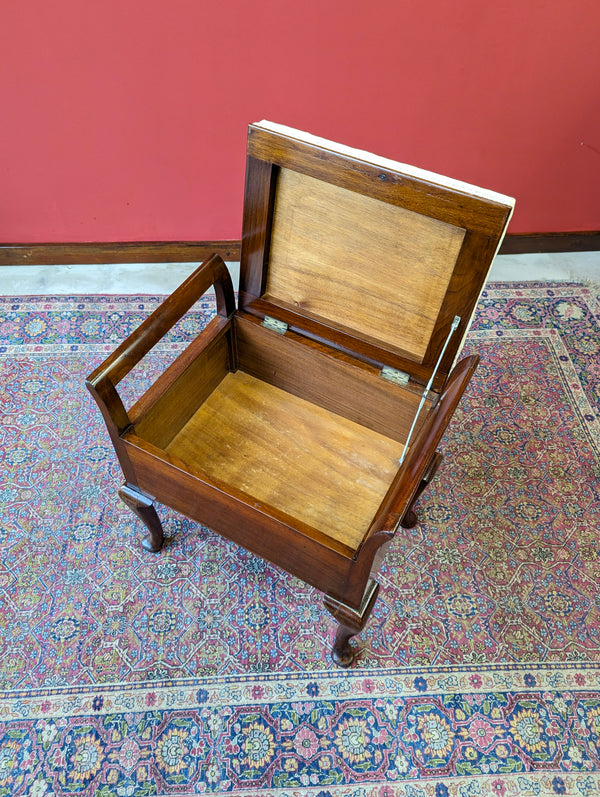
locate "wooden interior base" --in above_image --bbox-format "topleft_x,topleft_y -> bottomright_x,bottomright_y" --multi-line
166,370 -> 404,551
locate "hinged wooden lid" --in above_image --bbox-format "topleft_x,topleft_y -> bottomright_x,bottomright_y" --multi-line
239,121 -> 514,389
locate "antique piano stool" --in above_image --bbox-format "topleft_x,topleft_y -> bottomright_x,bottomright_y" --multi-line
87,121 -> 514,666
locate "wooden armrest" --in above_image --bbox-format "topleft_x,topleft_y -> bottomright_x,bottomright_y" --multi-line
86,253 -> 235,434
87,254 -> 234,389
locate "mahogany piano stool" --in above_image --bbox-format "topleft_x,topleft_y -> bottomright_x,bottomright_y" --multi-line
87,121 -> 514,666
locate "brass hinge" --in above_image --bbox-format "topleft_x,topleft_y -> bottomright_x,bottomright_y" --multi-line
379,366 -> 410,386
262,316 -> 288,334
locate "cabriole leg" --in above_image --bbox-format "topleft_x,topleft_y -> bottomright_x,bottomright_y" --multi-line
400,451 -> 443,529
118,484 -> 164,553
324,580 -> 380,668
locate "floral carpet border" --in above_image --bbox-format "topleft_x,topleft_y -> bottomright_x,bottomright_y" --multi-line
2,663 -> 600,795
2,661 -> 599,720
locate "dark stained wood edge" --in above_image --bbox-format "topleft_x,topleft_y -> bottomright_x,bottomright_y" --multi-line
247,125 -> 512,237
499,231 -> 600,254
0,241 -> 241,266
239,156 -> 278,299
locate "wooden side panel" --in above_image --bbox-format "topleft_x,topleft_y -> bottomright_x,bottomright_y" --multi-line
123,437 -> 359,601
265,168 -> 465,362
134,332 -> 230,449
165,371 -> 404,552
235,314 -> 432,443
368,355 -> 479,537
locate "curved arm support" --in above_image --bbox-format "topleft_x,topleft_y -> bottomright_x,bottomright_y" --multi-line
85,254 -> 235,436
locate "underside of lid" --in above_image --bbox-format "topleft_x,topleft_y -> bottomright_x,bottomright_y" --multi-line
265,167 -> 467,361
239,121 -> 515,387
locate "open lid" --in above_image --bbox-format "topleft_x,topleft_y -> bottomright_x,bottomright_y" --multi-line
239,121 -> 514,389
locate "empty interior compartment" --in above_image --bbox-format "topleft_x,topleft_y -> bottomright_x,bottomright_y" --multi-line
165,370 -> 404,550
133,316 -> 435,551
234,314 -> 433,445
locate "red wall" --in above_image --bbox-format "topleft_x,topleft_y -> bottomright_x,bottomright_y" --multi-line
2,0 -> 599,242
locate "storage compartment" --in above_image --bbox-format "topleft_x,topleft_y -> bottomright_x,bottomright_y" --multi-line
166,370 -> 403,552
130,313 -> 437,555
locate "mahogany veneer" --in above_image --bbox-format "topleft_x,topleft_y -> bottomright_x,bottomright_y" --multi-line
87,122 -> 515,665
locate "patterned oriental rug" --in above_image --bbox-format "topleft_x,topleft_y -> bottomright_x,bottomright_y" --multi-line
1,282 -> 600,796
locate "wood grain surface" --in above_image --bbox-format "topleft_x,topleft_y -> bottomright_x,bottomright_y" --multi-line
235,313 -> 431,442
265,168 -> 465,362
165,370 -> 404,550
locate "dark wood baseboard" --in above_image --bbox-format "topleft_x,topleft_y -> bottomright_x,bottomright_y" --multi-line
0,241 -> 241,266
499,231 -> 600,255
0,233 -> 598,266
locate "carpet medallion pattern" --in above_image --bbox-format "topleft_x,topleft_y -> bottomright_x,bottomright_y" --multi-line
0,283 -> 599,794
